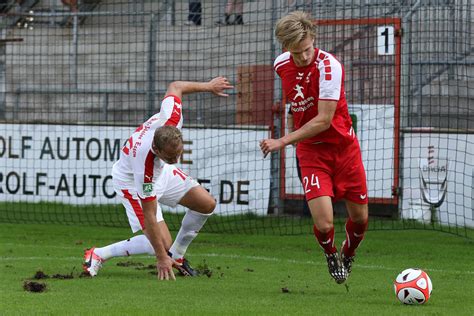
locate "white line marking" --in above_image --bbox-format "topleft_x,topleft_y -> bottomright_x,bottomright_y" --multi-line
2,243 -> 79,250
196,253 -> 474,275
1,252 -> 472,275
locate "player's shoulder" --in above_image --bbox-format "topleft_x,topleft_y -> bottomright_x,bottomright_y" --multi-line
161,94 -> 182,106
315,49 -> 342,68
274,51 -> 291,71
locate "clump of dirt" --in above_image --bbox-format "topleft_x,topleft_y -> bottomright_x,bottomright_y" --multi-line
32,267 -> 75,278
281,287 -> 290,293
25,268 -> 76,292
33,270 -> 49,279
195,261 -> 213,278
51,273 -> 74,279
23,281 -> 47,293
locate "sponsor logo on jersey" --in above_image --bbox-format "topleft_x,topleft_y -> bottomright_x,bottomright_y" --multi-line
132,141 -> 142,157
290,96 -> 315,112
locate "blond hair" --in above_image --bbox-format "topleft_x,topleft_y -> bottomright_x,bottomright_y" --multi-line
275,11 -> 316,50
153,125 -> 183,152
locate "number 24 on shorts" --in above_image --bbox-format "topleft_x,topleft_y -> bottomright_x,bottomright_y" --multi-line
303,174 -> 320,193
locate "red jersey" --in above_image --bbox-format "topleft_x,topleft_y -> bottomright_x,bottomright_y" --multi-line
274,48 -> 354,145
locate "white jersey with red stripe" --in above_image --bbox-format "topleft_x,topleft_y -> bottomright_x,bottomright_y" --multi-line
112,94 -> 183,202
274,48 -> 354,145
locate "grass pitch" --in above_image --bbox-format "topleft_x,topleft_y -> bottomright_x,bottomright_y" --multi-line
0,223 -> 473,315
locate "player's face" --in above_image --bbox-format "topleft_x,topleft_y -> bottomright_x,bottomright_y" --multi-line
289,36 -> 315,67
155,143 -> 183,164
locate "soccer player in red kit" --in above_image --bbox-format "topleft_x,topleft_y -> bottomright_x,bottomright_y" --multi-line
260,11 -> 369,284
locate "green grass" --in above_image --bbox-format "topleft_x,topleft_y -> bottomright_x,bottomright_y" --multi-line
0,223 -> 473,315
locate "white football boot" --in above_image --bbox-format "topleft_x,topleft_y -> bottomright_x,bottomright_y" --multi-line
83,247 -> 105,277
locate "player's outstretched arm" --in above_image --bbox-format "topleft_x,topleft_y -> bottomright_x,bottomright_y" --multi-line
165,76 -> 233,99
142,199 -> 176,281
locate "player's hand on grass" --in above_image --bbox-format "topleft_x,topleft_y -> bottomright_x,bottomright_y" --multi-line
259,138 -> 285,158
209,76 -> 233,97
156,256 -> 176,281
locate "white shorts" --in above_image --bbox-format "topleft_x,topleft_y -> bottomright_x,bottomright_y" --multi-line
113,164 -> 199,233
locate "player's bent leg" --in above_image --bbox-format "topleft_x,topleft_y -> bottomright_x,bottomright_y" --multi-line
84,183 -> 171,276
341,200 -> 369,278
157,166 -> 216,276
178,185 -> 216,214
308,196 -> 347,284
166,186 -> 215,276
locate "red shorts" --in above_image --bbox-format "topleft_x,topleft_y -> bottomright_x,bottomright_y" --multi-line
296,138 -> 368,204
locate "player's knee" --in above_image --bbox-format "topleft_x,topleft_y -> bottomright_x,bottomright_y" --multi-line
196,197 -> 216,214
351,209 -> 368,224
205,198 -> 217,214
359,213 -> 369,224
316,223 -> 334,234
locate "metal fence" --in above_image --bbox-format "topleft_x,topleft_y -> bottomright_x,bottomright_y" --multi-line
0,0 -> 472,234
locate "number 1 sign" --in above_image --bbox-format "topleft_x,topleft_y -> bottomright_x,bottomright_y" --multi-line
377,26 -> 394,55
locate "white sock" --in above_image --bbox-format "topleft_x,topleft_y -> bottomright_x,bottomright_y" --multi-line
169,210 -> 211,259
94,235 -> 154,260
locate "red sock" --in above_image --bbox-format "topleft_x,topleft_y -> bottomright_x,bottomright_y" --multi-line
313,225 -> 337,254
343,218 -> 368,257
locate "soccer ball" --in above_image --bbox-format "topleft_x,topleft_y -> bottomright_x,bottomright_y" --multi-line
393,268 -> 432,305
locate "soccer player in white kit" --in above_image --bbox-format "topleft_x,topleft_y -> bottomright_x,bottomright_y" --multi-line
83,77 -> 233,280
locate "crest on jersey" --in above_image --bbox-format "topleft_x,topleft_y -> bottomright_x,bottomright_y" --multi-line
293,84 -> 305,100
142,183 -> 154,196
